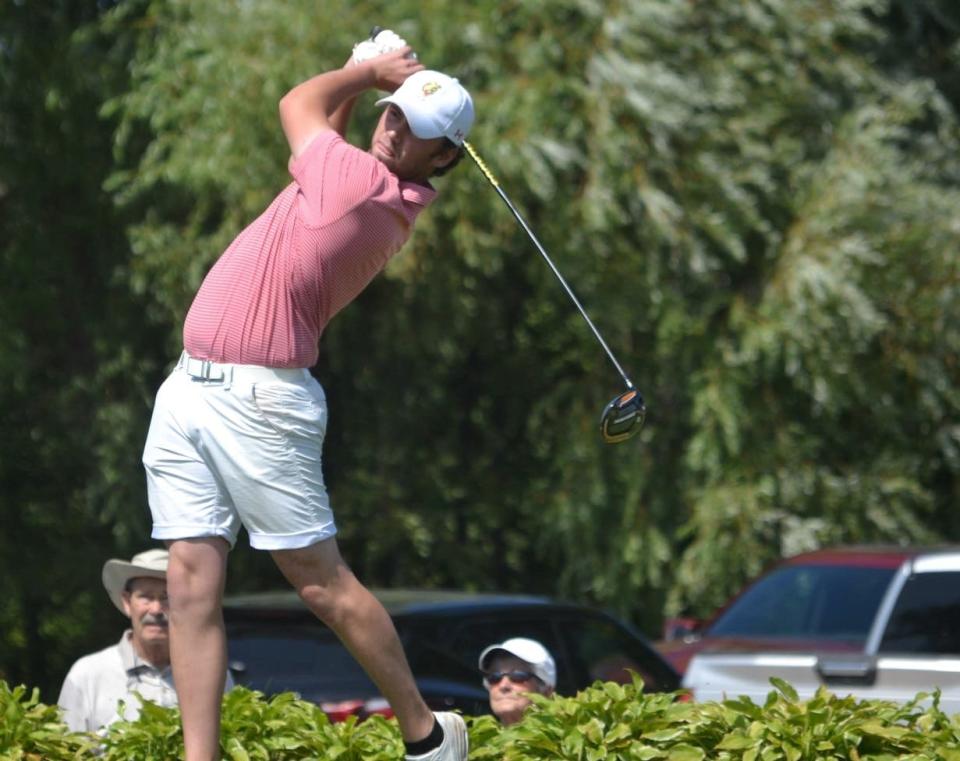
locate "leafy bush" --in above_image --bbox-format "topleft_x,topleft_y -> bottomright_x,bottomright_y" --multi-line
98,688 -> 404,760
3,676 -> 960,759
472,676 -> 960,760
0,681 -> 94,760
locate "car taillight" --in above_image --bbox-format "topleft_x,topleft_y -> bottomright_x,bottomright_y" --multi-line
320,697 -> 395,722
361,696 -> 394,719
321,699 -> 365,722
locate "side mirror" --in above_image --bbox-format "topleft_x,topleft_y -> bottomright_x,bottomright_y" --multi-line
662,617 -> 704,643
815,655 -> 877,687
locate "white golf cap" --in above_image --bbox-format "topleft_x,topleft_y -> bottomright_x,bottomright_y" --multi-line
479,637 -> 556,689
375,70 -> 474,146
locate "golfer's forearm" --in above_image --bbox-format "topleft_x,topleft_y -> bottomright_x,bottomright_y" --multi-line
279,63 -> 377,154
327,56 -> 361,137
327,94 -> 358,137
281,63 -> 377,119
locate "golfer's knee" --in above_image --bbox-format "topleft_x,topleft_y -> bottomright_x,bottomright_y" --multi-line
166,557 -> 225,622
168,576 -> 221,622
167,537 -> 227,580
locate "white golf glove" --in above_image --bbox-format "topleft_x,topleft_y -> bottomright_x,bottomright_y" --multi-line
351,28 -> 416,63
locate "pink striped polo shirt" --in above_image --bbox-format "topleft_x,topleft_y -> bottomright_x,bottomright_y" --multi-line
183,130 -> 436,368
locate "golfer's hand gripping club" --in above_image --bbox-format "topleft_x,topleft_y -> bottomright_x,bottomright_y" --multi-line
353,26 -> 417,63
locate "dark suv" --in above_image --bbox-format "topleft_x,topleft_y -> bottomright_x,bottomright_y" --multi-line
224,589 -> 680,720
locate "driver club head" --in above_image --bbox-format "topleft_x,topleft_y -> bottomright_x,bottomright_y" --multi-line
600,389 -> 646,444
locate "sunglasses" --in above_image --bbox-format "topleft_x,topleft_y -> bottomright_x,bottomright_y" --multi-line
483,670 -> 539,686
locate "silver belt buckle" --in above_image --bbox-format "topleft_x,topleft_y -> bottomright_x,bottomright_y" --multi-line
184,355 -> 231,387
198,359 -> 224,381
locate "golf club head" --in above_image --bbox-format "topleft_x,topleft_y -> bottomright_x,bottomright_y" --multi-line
600,389 -> 646,444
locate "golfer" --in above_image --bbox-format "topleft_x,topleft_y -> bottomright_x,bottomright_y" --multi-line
141,35 -> 473,761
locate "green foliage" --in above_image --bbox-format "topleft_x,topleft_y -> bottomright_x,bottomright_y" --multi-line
3,0 -> 960,697
4,679 -> 960,759
94,0 -> 960,631
0,0 -> 165,701
0,682 -> 93,760
98,688 -> 405,760
470,675 -> 960,760
671,73 -> 960,613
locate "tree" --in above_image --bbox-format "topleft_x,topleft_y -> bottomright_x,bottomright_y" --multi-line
0,0 -> 164,698
1,0 -> 958,697
101,0 -> 960,630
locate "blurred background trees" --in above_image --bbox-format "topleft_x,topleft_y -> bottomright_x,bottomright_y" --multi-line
1,0 -> 957,699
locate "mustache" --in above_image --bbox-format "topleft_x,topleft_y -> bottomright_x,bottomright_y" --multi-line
141,613 -> 168,626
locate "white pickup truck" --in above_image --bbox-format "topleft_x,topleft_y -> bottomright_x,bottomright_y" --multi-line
683,550 -> 960,712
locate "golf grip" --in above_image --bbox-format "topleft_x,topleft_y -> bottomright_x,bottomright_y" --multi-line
463,142 -> 499,188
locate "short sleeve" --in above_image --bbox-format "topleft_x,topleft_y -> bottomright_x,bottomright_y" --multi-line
57,667 -> 90,732
289,131 -> 389,226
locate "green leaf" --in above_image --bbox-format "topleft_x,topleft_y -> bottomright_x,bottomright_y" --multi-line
716,732 -> 758,750
666,744 -> 706,761
770,678 -> 799,703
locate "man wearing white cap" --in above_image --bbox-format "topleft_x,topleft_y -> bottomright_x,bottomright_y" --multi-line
141,28 -> 473,761
56,550 -> 160,731
479,638 -> 556,725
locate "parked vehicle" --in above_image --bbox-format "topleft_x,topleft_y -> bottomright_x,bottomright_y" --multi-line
658,546 -> 943,674
676,547 -> 960,710
224,588 -> 680,720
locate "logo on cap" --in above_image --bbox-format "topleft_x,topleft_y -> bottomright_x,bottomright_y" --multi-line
422,82 -> 442,97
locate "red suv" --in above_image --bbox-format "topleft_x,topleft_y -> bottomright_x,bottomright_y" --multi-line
657,546 -> 955,675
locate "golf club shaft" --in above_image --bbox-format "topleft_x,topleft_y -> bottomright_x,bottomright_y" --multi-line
463,142 -> 635,390
368,24 -> 636,392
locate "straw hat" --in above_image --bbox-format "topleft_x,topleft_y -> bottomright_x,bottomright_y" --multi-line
101,548 -> 168,613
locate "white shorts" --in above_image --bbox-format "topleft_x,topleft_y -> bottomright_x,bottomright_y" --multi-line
142,353 -> 337,550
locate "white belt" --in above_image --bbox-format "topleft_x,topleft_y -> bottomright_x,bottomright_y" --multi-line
177,351 -> 309,386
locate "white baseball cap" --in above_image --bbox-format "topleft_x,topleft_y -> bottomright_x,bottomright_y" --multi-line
479,637 -> 557,689
376,70 -> 474,146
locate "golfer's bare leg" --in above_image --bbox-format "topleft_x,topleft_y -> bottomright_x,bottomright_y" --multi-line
166,537 -> 230,761
271,538 -> 435,742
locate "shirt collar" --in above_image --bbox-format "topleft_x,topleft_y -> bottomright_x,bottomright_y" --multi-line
118,629 -> 168,674
118,630 -> 142,672
399,180 -> 437,208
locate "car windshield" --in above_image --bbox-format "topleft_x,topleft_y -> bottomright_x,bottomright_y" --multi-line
708,564 -> 896,643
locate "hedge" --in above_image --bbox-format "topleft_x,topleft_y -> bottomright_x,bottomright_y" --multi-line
3,676 -> 960,760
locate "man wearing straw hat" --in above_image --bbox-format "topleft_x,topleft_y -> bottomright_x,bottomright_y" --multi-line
57,548 -> 232,732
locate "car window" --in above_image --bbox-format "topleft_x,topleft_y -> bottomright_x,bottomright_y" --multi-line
879,572 -> 960,654
226,624 -> 374,697
709,565 -> 896,642
401,623 -> 490,687
558,615 -> 677,692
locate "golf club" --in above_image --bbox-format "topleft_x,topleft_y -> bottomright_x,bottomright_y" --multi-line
463,143 -> 645,444
368,27 -> 645,443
